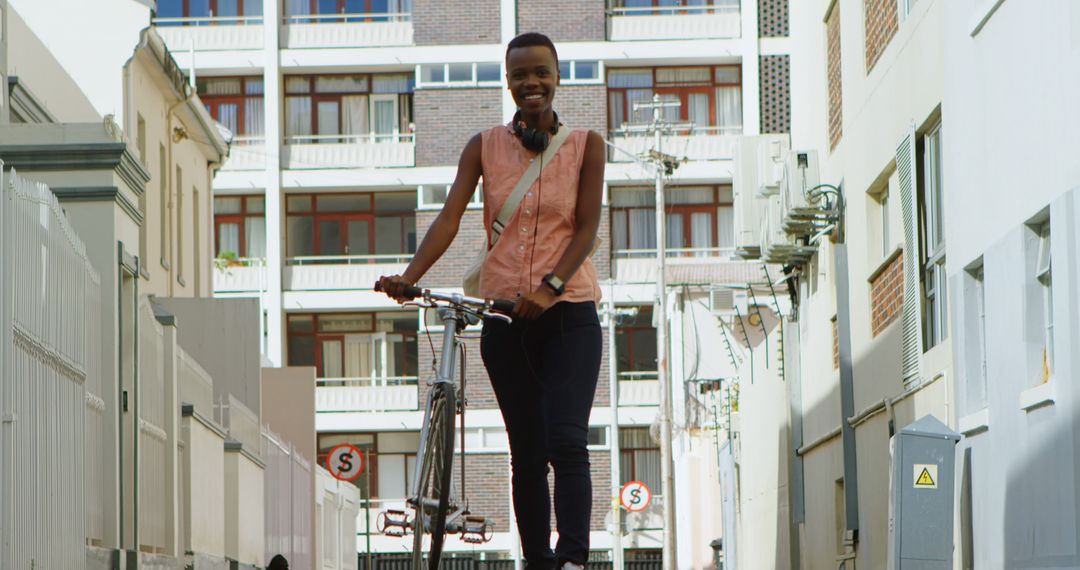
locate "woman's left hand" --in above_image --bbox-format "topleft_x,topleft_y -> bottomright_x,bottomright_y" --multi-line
513,286 -> 558,320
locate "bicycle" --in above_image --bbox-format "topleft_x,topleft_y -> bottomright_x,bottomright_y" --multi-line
373,283 -> 515,570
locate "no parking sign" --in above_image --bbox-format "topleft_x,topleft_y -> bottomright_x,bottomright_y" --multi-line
326,443 -> 365,482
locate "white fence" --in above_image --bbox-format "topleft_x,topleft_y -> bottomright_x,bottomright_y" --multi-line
263,427 -> 314,570
0,167 -> 99,569
139,298 -> 170,552
316,467 -> 362,570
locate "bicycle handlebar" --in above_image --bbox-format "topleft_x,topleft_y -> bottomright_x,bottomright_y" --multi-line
374,282 -> 516,314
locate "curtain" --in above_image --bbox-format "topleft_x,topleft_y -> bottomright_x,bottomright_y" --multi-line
688,93 -> 710,130
216,103 -> 239,137
204,79 -> 242,95
218,223 -> 240,256
630,211 -> 656,249
341,95 -> 369,141
690,212 -> 713,250
322,339 -> 343,378
668,187 -> 713,204
344,335 -> 372,381
244,98 -> 264,138
287,0 -> 307,16
609,93 -> 625,131
666,213 -> 684,249
371,98 -> 396,142
717,206 -> 734,248
316,101 -> 339,141
246,217 -> 266,258
285,97 -> 312,139
715,86 -> 742,133
372,74 -> 412,93
626,89 -> 655,124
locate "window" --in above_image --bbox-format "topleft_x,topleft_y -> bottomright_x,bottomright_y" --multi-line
160,144 -> 169,268
214,195 -> 266,258
879,189 -> 890,258
287,312 -> 418,383
898,0 -> 917,21
619,428 -> 660,492
558,61 -> 602,84
962,262 -> 988,411
317,432 -> 419,499
615,306 -> 657,380
285,74 -> 414,144
920,124 -> 946,348
608,0 -> 738,16
419,183 -> 482,210
154,0 -> 263,23
286,192 -> 416,259
608,66 -> 742,133
1035,221 -> 1053,381
176,166 -> 184,282
137,115 -> 148,271
197,77 -> 265,141
285,0 -> 411,22
417,63 -> 502,88
610,186 -> 734,253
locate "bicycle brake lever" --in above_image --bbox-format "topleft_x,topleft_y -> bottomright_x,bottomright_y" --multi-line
481,310 -> 512,324
402,300 -> 437,309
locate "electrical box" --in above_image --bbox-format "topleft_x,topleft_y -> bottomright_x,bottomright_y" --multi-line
756,138 -> 790,197
887,415 -> 961,570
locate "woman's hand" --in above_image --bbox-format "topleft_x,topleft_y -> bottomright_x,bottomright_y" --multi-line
513,286 -> 558,320
376,274 -> 416,303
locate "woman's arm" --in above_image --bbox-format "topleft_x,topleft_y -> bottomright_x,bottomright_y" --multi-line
513,130 -> 606,319
378,133 -> 483,299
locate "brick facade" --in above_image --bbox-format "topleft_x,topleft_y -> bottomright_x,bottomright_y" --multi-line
826,5 -> 843,150
832,316 -> 839,370
414,88 -> 503,167
456,453 -> 511,532
869,251 -> 904,337
556,85 -> 608,138
758,0 -> 789,37
413,0 -> 500,45
864,0 -> 898,72
517,0 -> 606,42
759,55 -> 791,134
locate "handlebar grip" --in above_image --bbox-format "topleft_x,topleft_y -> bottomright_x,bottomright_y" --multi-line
491,299 -> 516,314
402,285 -> 423,299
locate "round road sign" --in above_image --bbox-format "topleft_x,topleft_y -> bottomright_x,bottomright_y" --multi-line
620,480 -> 652,512
327,443 -> 364,482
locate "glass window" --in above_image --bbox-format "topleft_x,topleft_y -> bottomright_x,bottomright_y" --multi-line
559,61 -> 572,78
215,196 -> 242,214
448,63 -> 472,82
476,63 -> 501,82
421,64 -> 445,84
317,194 -> 371,212
374,192 -> 415,213
315,75 -> 368,93
576,61 -> 599,80
213,194 -> 265,258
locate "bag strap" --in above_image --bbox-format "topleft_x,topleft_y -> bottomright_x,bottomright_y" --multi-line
489,125 -> 572,245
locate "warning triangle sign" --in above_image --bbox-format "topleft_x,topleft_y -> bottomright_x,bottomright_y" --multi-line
915,468 -> 935,487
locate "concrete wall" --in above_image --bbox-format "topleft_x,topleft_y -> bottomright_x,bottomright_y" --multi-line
262,367 -> 317,467
184,414 -> 227,560
225,448 -> 266,567
156,298 -> 262,415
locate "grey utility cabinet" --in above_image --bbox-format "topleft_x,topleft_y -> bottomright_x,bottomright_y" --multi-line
887,414 -> 961,570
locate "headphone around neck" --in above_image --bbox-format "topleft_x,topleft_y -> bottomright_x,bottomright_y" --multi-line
513,110 -> 560,153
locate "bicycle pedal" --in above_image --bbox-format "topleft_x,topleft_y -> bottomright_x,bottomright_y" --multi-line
377,510 -> 410,538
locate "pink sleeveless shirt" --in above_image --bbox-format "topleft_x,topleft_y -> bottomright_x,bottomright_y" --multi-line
478,123 -> 601,303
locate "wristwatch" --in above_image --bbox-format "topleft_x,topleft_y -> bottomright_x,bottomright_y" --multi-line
541,273 -> 566,296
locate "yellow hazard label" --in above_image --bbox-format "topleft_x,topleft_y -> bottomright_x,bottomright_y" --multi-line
914,464 -> 938,489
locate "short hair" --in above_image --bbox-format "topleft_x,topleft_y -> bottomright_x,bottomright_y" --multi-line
506,32 -> 559,66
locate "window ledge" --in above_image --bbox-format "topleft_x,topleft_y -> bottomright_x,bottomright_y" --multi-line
958,408 -> 989,437
866,245 -> 903,283
1019,381 -> 1055,412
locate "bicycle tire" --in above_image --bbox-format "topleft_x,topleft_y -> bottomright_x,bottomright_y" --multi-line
412,382 -> 456,570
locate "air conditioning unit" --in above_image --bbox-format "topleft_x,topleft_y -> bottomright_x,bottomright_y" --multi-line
756,138 -> 790,197
781,150 -> 822,235
761,193 -> 816,265
734,135 -> 790,259
709,287 -> 742,316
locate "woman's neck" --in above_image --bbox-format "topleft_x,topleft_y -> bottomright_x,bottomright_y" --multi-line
520,108 -> 556,133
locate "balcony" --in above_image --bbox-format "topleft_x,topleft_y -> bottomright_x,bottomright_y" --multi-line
617,371 -> 660,407
283,134 -> 415,169
221,136 -> 267,171
606,3 -> 741,41
152,16 -> 265,52
283,12 -> 412,49
212,257 -> 267,293
613,247 -> 764,285
284,254 -> 410,291
608,127 -> 739,163
316,377 -> 420,412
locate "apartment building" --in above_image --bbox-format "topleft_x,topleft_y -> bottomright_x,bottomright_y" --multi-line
154,0 -> 793,565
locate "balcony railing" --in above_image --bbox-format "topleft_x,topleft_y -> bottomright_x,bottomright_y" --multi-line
617,371 -> 660,407
608,126 -> 740,162
284,254 -> 411,291
283,12 -> 413,48
212,257 -> 267,293
283,134 -> 415,169
615,247 -> 740,259
612,248 -> 763,284
153,16 -> 265,52
221,136 -> 266,171
316,377 -> 420,412
607,3 -> 741,40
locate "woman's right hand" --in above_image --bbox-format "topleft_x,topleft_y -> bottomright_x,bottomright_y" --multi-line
375,274 -> 416,302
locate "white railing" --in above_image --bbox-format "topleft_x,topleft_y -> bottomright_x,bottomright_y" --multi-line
607,3 -> 741,40
317,376 -> 418,387
283,14 -> 413,48
618,372 -> 661,407
284,255 -> 410,292
609,126 -> 741,162
614,247 -> 740,259
262,428 -> 314,570
283,136 -> 415,169
286,254 -> 413,266
139,298 -> 169,553
286,133 -> 415,145
612,250 -> 762,284
284,11 -> 411,24
316,378 -> 420,412
1,167 -> 97,569
222,138 -> 267,171
315,467 -> 363,570
213,257 -> 268,293
152,15 -> 264,26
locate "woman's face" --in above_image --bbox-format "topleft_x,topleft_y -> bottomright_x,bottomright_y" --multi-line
506,46 -> 560,115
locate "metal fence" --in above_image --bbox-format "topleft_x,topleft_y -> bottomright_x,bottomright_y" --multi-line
0,167 -> 99,569
263,427 -> 314,570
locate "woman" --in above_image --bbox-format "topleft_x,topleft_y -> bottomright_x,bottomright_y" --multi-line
377,32 -> 605,570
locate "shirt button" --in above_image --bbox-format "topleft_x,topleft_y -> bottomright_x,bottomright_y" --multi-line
521,225 -> 528,232
524,208 -> 532,215
527,192 -> 533,198
518,244 -> 525,252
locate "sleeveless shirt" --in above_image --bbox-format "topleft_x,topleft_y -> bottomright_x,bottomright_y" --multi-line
478,123 -> 601,303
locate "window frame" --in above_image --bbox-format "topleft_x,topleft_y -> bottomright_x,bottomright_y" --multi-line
415,63 -> 503,89
606,65 -> 742,133
155,0 -> 263,22
558,60 -> 604,85
609,185 -> 733,254
607,0 -> 735,17
615,306 -> 658,379
292,0 -> 410,22
213,195 -> 265,258
919,122 -> 947,349
198,76 -> 265,140
285,192 -> 416,259
1035,221 -> 1053,379
284,73 -> 414,144
287,312 -> 418,381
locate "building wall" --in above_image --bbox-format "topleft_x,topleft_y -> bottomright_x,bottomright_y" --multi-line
517,0 -> 606,42
555,85 -> 607,137
263,367 -> 318,465
412,0 -> 500,45
414,88 -> 503,167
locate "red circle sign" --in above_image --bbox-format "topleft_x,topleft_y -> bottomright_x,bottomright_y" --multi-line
327,444 -> 365,482
620,480 -> 652,512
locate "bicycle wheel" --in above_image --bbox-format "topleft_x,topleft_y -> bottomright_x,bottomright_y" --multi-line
412,381 -> 456,570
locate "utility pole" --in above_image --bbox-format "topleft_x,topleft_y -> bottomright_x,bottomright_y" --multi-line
618,94 -> 691,570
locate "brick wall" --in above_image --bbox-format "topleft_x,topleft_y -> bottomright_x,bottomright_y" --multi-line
759,55 -> 791,134
832,316 -> 839,370
415,88 -> 503,167
413,0 -> 500,45
556,85 -> 608,137
864,0 -> 898,72
415,209 -> 487,288
457,453 -> 511,532
590,451 -> 613,530
869,251 -> 904,337
826,5 -> 843,150
759,0 -> 789,37
517,0 -> 606,42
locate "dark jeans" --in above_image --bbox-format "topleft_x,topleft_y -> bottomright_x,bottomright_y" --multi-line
481,301 -> 602,569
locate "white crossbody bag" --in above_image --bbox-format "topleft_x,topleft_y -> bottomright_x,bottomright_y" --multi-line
462,126 -> 572,297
